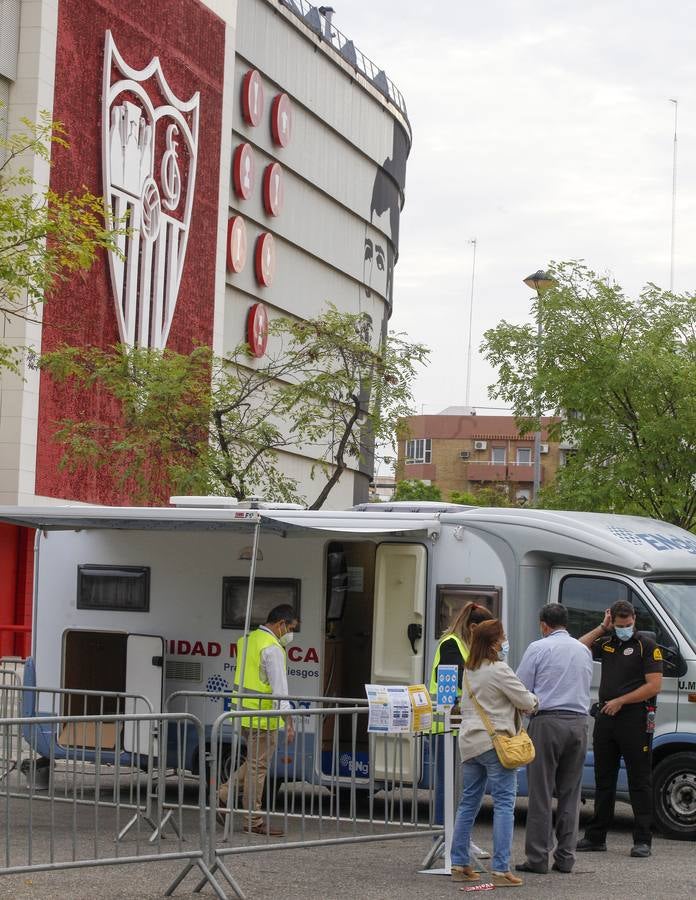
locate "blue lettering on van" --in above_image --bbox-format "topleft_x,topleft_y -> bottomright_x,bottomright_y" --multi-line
607,526 -> 696,555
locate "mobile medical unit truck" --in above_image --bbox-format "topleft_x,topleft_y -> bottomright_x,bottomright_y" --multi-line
1,500 -> 694,838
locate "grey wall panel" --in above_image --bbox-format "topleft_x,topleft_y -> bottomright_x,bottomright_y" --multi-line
227,140 -> 391,307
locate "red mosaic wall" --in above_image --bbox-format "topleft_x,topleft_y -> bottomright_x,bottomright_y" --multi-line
35,0 -> 225,504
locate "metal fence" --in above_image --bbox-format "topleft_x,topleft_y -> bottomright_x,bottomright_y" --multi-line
0,693 -> 450,899
0,708 -> 228,898
198,705 -> 443,897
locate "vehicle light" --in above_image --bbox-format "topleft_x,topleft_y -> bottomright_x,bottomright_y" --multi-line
688,694 -> 696,703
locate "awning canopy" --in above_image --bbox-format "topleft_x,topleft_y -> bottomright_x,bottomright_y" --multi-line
0,505 -> 436,539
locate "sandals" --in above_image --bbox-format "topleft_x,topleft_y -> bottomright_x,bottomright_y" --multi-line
490,871 -> 523,887
451,865 -> 481,882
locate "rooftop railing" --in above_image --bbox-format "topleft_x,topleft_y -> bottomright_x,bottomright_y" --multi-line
279,1 -> 410,127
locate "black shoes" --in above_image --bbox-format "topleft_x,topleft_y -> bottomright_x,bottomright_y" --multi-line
515,862 -> 548,874
576,838 -> 607,852
630,843 -> 651,858
551,863 -> 572,873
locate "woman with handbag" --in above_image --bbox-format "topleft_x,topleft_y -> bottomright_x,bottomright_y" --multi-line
451,619 -> 538,888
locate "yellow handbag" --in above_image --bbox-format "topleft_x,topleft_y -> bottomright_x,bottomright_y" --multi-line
463,670 -> 536,769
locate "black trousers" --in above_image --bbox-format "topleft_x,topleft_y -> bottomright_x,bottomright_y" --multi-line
584,703 -> 652,845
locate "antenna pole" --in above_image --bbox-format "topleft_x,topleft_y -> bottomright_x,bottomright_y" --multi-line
669,99 -> 678,291
464,239 -> 477,408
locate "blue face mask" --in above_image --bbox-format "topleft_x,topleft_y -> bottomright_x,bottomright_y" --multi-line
498,640 -> 510,660
614,625 -> 634,641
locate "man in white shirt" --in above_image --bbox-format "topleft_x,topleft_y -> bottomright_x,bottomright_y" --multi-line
219,604 -> 298,835
515,604 -> 592,874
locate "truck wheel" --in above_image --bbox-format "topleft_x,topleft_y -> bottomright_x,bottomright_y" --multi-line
653,752 -> 696,840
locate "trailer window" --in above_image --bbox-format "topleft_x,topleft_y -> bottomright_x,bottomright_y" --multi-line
559,574 -> 676,648
77,566 -> 150,612
222,578 -> 301,630
435,585 -> 502,637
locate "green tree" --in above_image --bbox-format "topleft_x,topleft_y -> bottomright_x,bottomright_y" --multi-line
393,479 -> 442,501
41,307 -> 428,508
481,260 -> 696,529
0,111 -> 123,372
450,487 -> 511,507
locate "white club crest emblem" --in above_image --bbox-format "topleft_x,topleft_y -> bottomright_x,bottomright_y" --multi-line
102,31 -> 200,349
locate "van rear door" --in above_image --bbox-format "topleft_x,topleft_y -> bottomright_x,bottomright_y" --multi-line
371,543 -> 427,782
124,633 -> 164,754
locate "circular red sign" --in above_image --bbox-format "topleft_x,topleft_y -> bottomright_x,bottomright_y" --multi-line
271,93 -> 293,147
226,216 -> 247,274
241,69 -> 264,126
232,143 -> 255,200
247,302 -> 269,358
263,163 -> 284,217
255,232 -> 276,287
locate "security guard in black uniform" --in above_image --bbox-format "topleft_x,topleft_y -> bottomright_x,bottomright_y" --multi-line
577,599 -> 663,858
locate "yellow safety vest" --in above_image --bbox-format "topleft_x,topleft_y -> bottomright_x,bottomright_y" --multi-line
429,634 -> 469,733
233,628 -> 286,730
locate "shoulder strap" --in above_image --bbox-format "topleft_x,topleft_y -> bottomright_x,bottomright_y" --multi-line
462,669 -> 497,738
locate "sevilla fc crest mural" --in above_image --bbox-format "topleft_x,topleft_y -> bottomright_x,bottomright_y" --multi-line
102,30 -> 200,349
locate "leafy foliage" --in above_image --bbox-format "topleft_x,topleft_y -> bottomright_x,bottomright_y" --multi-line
482,261 -> 696,529
450,487 -> 511,507
393,479 -> 442,501
41,307 -> 429,507
0,111 -> 124,372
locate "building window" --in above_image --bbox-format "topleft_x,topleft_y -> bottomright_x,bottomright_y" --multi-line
516,448 -> 531,464
405,438 -> 432,464
222,577 -> 301,630
491,447 -> 506,464
77,565 -> 150,611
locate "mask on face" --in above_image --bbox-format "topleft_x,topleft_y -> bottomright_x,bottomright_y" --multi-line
279,629 -> 294,647
498,639 -> 510,660
614,625 -> 634,641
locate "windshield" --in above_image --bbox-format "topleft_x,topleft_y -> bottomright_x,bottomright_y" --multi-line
646,580 -> 696,654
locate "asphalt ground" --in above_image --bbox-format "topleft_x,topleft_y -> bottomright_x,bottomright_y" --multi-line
0,794 -> 694,900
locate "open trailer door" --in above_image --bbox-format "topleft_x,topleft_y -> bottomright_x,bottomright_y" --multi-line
371,543 -> 427,783
123,633 -> 164,755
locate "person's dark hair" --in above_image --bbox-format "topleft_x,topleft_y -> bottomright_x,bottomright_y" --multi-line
610,600 -> 635,621
539,603 -> 568,629
266,604 -> 298,625
466,619 -> 504,670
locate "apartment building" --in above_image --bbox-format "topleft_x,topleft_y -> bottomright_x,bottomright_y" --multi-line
397,407 -> 563,504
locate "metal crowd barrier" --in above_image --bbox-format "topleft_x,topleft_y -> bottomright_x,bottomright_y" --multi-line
0,692 -> 452,899
193,705 -> 443,898
0,709 -> 229,899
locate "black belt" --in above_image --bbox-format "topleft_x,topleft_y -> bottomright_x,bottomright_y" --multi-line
534,709 -> 588,717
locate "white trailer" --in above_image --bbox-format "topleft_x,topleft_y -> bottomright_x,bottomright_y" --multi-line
1,501 -> 695,838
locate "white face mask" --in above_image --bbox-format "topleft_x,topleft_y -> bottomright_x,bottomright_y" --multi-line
279,629 -> 294,647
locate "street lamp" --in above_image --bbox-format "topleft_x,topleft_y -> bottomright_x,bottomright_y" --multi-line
523,269 -> 556,502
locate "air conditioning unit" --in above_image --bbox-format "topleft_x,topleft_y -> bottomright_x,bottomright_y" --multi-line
540,443 -> 549,454
459,451 -> 471,460
474,440 -> 487,451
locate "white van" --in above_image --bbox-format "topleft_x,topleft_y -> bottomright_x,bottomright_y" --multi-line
1,501 -> 694,838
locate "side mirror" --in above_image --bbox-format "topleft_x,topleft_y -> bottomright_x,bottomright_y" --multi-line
659,645 -> 687,679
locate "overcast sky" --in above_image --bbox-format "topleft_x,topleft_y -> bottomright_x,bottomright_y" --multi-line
333,0 -> 696,413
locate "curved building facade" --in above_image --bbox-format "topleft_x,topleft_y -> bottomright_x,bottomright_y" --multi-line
0,0 -> 411,511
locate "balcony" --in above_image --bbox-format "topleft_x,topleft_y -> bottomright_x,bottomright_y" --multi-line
466,462 -> 538,484
467,463 -> 507,482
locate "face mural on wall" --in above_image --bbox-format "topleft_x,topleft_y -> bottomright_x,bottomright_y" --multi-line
364,122 -> 409,309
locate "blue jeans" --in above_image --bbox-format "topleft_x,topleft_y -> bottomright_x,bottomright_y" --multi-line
451,748 -> 518,873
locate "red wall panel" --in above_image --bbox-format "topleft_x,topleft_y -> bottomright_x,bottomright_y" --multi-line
36,0 -> 225,505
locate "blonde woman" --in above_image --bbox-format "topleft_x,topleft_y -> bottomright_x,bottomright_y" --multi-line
451,619 -> 538,888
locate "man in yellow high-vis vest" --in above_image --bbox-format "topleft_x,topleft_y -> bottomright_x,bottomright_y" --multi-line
220,604 -> 298,835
